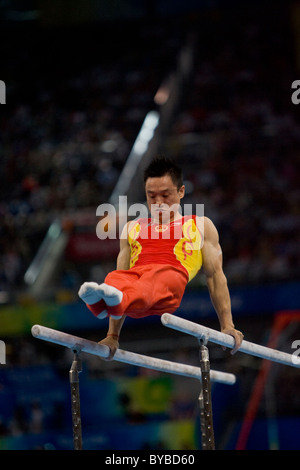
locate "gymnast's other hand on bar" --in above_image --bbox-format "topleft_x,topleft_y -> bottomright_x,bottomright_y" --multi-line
221,327 -> 244,355
98,335 -> 119,361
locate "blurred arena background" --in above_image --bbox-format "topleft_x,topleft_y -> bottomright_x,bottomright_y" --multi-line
0,0 -> 299,450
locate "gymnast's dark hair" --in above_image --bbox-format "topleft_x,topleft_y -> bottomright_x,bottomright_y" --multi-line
143,155 -> 183,189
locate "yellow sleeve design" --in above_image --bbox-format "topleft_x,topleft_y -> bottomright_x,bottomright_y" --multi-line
174,218 -> 202,281
128,222 -> 142,268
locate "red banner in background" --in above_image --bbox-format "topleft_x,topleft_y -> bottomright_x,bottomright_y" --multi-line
65,233 -> 119,261
62,209 -> 120,261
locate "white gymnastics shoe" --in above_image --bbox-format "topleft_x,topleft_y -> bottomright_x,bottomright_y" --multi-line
78,282 -> 104,305
78,282 -> 109,319
97,283 -> 123,306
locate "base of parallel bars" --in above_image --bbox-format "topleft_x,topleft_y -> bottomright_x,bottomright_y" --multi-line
198,340 -> 215,450
69,350 -> 83,450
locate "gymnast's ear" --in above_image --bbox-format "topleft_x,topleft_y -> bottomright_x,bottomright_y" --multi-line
178,185 -> 185,199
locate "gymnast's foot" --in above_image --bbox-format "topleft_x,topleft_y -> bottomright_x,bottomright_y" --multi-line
78,282 -> 108,319
99,283 -> 123,305
78,282 -> 123,319
97,283 -> 123,319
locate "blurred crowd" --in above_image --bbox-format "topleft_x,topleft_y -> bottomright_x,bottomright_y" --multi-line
0,7 -> 300,297
0,20 -> 183,295
165,8 -> 300,285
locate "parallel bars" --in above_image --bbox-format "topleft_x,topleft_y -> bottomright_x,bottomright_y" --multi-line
31,323 -> 236,451
31,314 -> 299,451
31,324 -> 236,384
161,314 -> 300,369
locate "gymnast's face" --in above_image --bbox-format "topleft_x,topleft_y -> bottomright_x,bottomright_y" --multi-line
145,174 -> 185,223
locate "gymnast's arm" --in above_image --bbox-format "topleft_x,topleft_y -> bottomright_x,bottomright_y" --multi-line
98,223 -> 131,360
201,217 -> 244,354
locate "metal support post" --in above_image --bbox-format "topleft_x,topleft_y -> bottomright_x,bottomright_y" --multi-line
198,389 -> 208,449
199,340 -> 215,450
69,350 -> 83,450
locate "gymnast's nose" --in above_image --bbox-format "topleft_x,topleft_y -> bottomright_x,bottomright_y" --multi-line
155,196 -> 164,205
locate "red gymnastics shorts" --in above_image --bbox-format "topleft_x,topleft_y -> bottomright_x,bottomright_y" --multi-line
103,263 -> 188,319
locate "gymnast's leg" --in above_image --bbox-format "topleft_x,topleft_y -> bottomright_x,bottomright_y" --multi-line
78,281 -> 123,319
78,265 -> 187,319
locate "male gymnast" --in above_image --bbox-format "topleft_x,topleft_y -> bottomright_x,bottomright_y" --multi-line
78,156 -> 244,359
